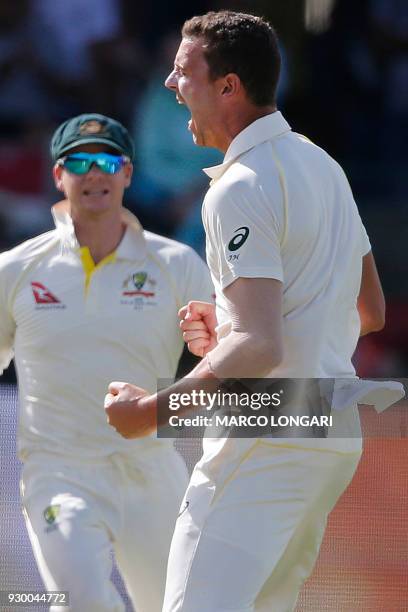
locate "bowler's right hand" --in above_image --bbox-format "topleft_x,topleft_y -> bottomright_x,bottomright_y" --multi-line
178,301 -> 218,357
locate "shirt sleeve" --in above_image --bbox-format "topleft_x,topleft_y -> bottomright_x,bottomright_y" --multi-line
204,178 -> 284,290
361,222 -> 371,256
0,256 -> 16,375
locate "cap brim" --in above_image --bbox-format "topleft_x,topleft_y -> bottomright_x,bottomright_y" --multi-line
57,137 -> 126,158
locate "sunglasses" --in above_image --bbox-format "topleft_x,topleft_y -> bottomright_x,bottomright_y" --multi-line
57,152 -> 130,175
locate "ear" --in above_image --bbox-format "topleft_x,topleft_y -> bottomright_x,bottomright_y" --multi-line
53,164 -> 65,192
219,73 -> 241,98
123,162 -> 133,188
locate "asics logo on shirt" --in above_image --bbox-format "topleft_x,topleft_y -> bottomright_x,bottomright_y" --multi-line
228,226 -> 250,251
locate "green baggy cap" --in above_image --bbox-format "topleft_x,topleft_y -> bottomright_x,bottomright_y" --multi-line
51,113 -> 135,161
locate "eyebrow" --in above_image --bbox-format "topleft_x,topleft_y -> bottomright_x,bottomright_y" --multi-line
174,62 -> 186,70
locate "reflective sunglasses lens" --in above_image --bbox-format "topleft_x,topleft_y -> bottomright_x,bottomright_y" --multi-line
63,158 -> 91,174
62,154 -> 125,174
96,158 -> 122,174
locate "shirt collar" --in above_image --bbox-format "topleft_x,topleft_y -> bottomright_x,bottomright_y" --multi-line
203,111 -> 291,181
51,200 -> 147,261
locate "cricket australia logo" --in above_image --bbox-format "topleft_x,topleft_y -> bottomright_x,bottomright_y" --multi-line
44,504 -> 61,533
121,271 -> 157,309
79,120 -> 107,135
133,272 -> 147,290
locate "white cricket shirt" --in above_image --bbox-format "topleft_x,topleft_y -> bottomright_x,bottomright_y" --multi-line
203,111 -> 371,379
0,207 -> 213,459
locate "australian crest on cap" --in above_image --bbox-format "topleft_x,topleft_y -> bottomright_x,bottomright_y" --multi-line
79,120 -> 106,135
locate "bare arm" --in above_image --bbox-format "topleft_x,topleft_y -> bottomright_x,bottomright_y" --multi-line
204,277 -> 283,378
105,277 -> 283,437
357,251 -> 386,336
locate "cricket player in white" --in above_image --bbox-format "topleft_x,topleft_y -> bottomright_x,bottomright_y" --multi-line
105,12 -> 404,612
0,113 -> 214,612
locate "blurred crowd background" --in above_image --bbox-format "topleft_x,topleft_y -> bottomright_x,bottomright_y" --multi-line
0,0 -> 407,380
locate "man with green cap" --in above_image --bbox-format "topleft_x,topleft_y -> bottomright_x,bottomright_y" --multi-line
0,113 -> 214,611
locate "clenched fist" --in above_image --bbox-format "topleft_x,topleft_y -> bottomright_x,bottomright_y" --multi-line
178,301 -> 218,357
104,381 -> 156,439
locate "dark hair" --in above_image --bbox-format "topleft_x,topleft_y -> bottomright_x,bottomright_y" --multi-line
182,11 -> 281,106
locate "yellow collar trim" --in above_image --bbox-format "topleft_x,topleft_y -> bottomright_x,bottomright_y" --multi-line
79,247 -> 117,292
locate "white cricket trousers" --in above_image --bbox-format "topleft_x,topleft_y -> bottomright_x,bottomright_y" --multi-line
20,447 -> 188,612
163,438 -> 362,612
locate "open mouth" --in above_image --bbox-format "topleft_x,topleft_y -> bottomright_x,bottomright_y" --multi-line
83,189 -> 109,196
188,117 -> 197,133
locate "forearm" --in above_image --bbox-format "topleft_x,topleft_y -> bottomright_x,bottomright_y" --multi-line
357,252 -> 386,336
106,279 -> 284,438
145,278 -> 284,426
204,330 -> 280,379
358,305 -> 386,336
146,355 -> 219,426
150,329 -> 280,425
359,320 -> 382,337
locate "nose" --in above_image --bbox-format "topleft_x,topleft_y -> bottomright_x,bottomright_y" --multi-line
86,163 -> 105,177
165,70 -> 177,91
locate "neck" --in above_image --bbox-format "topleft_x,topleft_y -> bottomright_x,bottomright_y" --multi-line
217,105 -> 277,153
72,210 -> 125,264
